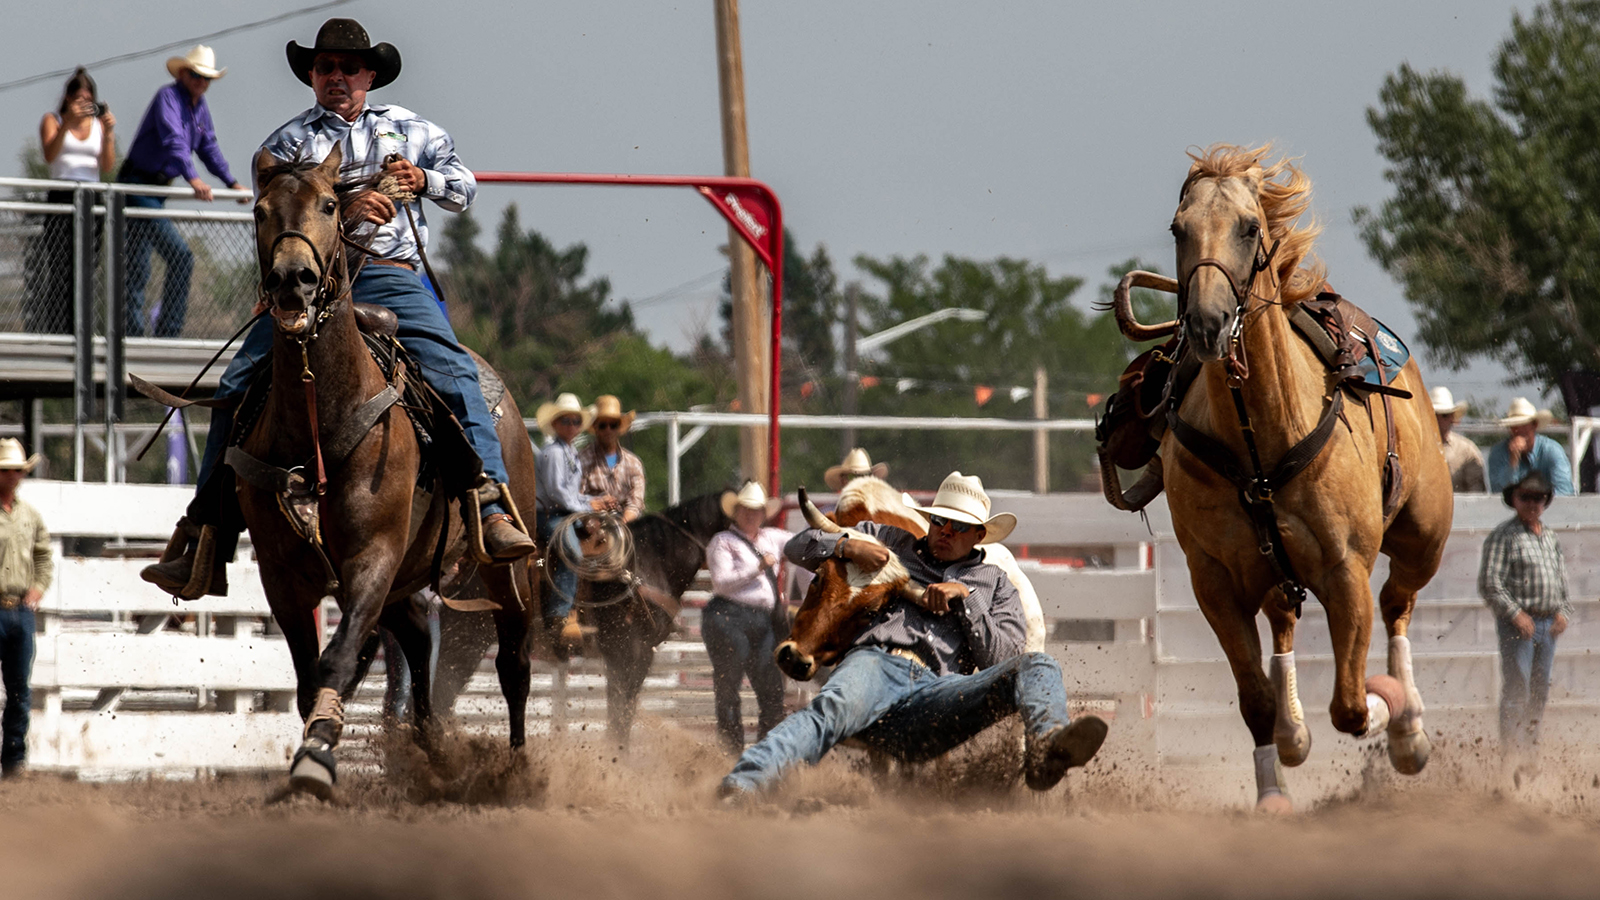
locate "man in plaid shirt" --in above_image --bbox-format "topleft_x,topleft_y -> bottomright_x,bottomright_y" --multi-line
1478,472 -> 1572,761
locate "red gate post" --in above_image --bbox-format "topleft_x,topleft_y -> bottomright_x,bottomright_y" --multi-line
473,172 -> 785,495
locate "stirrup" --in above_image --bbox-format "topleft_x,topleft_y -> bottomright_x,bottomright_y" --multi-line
463,480 -> 530,564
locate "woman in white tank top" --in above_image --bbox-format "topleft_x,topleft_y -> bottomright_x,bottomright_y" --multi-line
26,68 -> 116,333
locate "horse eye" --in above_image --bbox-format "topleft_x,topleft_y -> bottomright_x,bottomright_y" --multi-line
1169,223 -> 1182,238
1243,222 -> 1260,239
252,206 -> 266,221
323,199 -> 338,215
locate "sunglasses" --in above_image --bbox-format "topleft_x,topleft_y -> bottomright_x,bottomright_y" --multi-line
1514,491 -> 1549,503
555,416 -> 582,428
594,421 -> 622,431
927,514 -> 977,534
313,57 -> 368,77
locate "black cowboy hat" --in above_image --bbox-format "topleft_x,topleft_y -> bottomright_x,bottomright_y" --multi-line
1502,472 -> 1555,509
286,18 -> 402,90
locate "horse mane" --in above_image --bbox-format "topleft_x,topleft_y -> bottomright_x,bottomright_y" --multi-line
1181,143 -> 1326,305
258,155 -> 383,204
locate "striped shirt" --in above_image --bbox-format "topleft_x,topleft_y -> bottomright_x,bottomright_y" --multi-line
260,101 -> 474,267
578,444 -> 646,517
0,497 -> 52,598
1479,516 -> 1572,621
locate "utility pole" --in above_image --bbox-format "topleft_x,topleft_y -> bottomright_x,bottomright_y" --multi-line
1033,366 -> 1049,494
714,0 -> 769,482
841,283 -> 859,455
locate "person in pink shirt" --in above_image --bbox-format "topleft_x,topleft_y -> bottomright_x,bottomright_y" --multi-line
703,481 -> 793,753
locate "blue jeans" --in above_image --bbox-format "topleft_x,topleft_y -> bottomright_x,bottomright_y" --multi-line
125,194 -> 194,337
536,509 -> 580,623
194,266 -> 509,516
702,597 -> 786,752
723,646 -> 1072,793
1497,614 -> 1558,751
0,607 -> 35,771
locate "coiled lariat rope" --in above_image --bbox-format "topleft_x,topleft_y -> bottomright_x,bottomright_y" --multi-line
543,512 -> 639,608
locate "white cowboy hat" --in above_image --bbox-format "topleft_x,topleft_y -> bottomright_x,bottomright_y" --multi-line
167,45 -> 227,80
1429,386 -> 1467,417
720,480 -> 782,519
586,395 -> 636,435
0,439 -> 40,472
1498,397 -> 1556,428
824,447 -> 889,491
535,393 -> 593,435
911,472 -> 1016,545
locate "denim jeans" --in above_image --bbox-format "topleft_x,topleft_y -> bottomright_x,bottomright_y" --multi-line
1497,614 -> 1558,751
702,597 -> 786,753
536,509 -> 580,623
192,266 -> 509,518
125,193 -> 194,337
723,646 -> 1072,793
0,607 -> 35,771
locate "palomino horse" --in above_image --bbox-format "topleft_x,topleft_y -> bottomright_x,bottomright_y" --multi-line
247,146 -> 539,796
1108,145 -> 1452,811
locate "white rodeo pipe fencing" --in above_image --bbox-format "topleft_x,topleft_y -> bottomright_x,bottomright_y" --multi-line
14,479 -> 1596,792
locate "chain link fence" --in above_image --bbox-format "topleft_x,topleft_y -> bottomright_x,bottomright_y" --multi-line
0,183 -> 256,340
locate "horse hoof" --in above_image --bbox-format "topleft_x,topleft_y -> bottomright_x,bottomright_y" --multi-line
1255,790 -> 1294,815
289,753 -> 336,801
1274,724 -> 1312,767
1387,727 -> 1432,776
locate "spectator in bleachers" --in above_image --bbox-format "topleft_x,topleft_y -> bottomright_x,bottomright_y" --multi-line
580,395 -> 646,523
1431,386 -> 1485,493
704,481 -> 793,754
1487,397 -> 1575,496
25,67 -> 116,334
1479,472 -> 1570,773
0,439 -> 51,778
118,45 -> 248,338
824,447 -> 890,492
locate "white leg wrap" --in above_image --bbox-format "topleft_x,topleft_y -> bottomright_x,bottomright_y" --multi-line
1269,652 -> 1312,766
1386,634 -> 1432,775
1253,744 -> 1292,813
1361,691 -> 1392,738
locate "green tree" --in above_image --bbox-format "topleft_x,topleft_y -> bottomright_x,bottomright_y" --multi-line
1356,0 -> 1600,387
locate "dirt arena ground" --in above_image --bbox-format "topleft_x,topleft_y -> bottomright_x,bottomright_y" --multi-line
6,719 -> 1600,900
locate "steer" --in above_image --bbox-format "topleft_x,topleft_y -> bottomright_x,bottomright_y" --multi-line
774,489 -> 925,681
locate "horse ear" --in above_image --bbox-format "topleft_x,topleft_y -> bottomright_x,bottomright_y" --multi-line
316,143 -> 343,183
253,148 -> 284,193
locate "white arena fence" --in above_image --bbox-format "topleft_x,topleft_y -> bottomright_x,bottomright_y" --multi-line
10,481 -> 1597,785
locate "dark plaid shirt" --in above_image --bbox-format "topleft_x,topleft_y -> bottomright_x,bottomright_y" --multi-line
1479,516 -> 1572,621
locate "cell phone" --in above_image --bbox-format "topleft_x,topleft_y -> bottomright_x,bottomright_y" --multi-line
91,101 -> 108,117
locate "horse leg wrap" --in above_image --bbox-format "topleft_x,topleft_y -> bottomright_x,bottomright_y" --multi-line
1269,651 -> 1312,767
302,687 -> 346,745
1361,674 -> 1405,738
1253,744 -> 1292,814
1386,635 -> 1431,774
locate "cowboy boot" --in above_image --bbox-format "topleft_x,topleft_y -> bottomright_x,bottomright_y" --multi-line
482,514 -> 537,561
140,517 -> 229,600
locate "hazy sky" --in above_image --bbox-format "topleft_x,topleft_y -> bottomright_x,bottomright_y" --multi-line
1,0 -> 1543,410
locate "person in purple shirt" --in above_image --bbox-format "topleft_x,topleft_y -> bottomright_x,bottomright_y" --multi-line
118,45 -> 247,337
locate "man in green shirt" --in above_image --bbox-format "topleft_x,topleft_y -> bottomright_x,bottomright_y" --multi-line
0,439 -> 50,777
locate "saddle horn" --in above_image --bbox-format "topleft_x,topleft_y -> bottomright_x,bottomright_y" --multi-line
1103,270 -> 1181,342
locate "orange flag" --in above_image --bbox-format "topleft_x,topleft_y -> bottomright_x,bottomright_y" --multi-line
974,385 -> 994,407
1085,393 -> 1103,407
859,376 -> 881,388
800,381 -> 816,399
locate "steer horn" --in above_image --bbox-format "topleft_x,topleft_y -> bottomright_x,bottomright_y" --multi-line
1105,270 -> 1181,342
798,486 -> 842,533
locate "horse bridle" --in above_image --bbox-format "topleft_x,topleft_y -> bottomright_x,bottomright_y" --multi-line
1176,236 -> 1281,383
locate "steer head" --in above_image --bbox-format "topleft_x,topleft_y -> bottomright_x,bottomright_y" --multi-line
774,529 -> 922,681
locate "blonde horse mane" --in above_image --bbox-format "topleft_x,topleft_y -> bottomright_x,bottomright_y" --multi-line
1181,143 -> 1326,305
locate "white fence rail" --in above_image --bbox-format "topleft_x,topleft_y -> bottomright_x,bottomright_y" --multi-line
11,481 -> 1598,783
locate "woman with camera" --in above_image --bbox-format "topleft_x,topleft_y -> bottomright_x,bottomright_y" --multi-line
27,67 -> 115,333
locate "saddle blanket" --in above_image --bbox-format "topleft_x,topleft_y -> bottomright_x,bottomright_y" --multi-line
1357,319 -> 1410,388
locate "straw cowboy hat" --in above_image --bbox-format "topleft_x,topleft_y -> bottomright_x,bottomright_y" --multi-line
0,439 -> 40,473
1498,397 -> 1556,428
287,18 -> 402,90
1503,471 -> 1555,509
586,395 -> 636,434
166,45 -> 226,80
720,481 -> 782,519
1429,386 -> 1468,418
536,393 -> 593,435
824,448 -> 889,491
911,472 -> 1016,545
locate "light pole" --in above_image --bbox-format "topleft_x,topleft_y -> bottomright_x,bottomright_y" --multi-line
841,305 -> 987,452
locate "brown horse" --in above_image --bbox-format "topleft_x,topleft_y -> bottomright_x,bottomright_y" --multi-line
247,145 -> 539,796
1110,145 -> 1452,811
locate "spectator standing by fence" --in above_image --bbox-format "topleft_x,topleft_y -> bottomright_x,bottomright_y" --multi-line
0,440 -> 51,778
1487,397 -> 1575,496
1479,472 -> 1571,774
26,68 -> 116,334
1431,387 -> 1486,493
704,481 -> 793,755
118,45 -> 247,338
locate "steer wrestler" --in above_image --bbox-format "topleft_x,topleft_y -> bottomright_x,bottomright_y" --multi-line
718,471 -> 1108,799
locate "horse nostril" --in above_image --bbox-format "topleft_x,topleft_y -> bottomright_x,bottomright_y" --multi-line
263,271 -> 283,291
295,267 -> 319,286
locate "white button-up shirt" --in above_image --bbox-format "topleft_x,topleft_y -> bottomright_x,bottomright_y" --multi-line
260,101 -> 475,266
